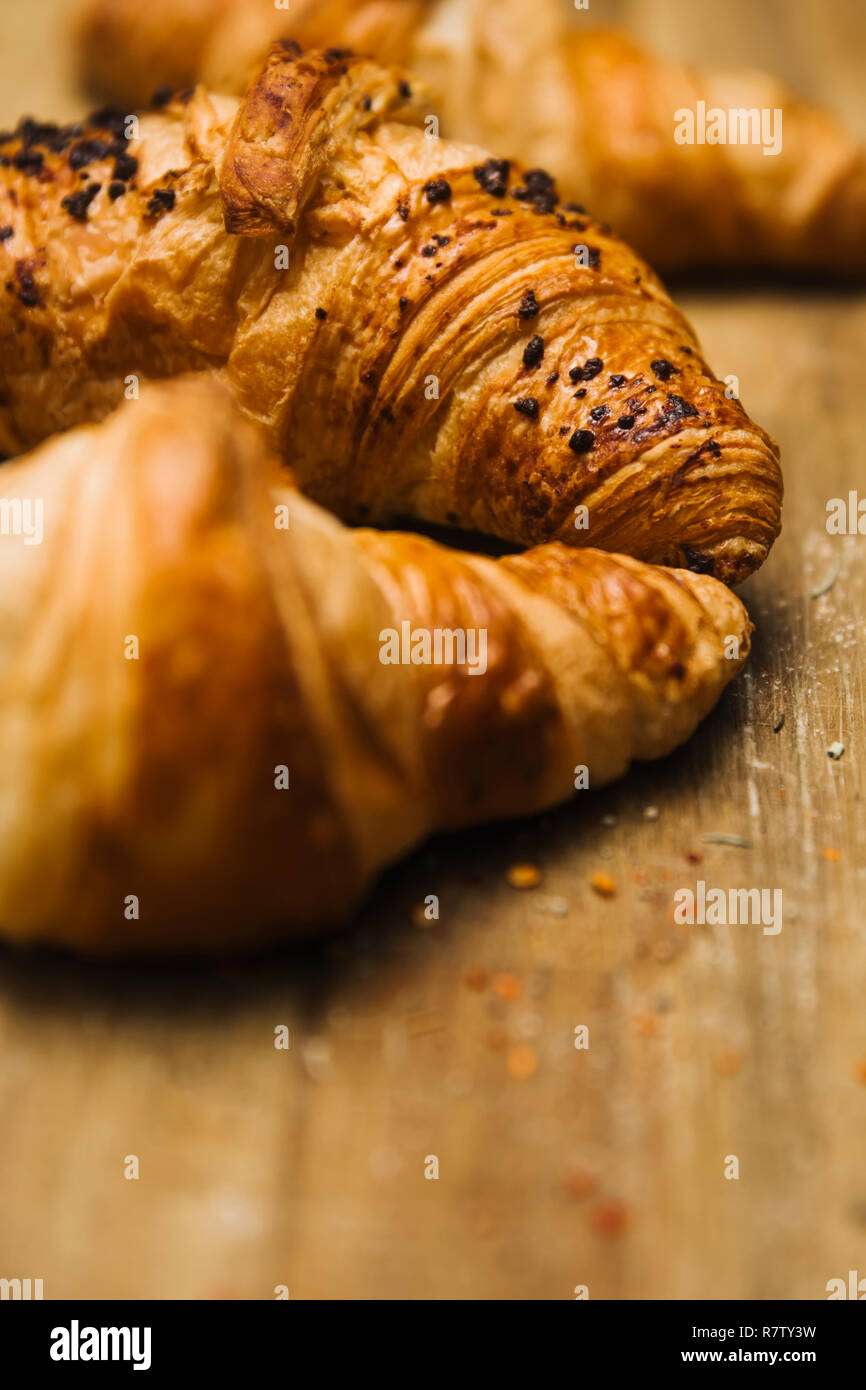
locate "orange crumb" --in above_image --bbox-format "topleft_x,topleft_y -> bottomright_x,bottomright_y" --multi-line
633,1009 -> 659,1037
855,1057 -> 866,1084
822,847 -> 841,862
589,1198 -> 632,1238
590,871 -> 617,897
464,967 -> 488,991
492,972 -> 523,1001
506,862 -> 542,889
507,1044 -> 538,1080
563,1168 -> 597,1200
714,1049 -> 743,1077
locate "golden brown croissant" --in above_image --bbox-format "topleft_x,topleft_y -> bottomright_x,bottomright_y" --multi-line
75,0 -> 866,275
0,46 -> 781,584
0,378 -> 750,955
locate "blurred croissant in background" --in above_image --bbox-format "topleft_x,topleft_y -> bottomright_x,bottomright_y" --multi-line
75,0 -> 866,274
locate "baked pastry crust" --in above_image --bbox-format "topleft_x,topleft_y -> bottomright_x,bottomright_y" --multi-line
74,0 -> 866,275
0,379 -> 751,954
0,46 -> 781,584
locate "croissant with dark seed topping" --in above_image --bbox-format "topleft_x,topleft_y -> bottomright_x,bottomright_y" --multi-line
74,0 -> 866,276
0,379 -> 751,954
0,45 -> 781,583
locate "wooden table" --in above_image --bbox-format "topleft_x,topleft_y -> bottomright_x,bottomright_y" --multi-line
0,0 -> 863,1300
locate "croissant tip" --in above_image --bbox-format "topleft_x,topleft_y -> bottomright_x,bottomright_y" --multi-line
679,541 -> 772,589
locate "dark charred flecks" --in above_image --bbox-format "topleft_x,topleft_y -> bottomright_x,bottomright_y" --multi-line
423,179 -> 452,204
399,296 -> 409,312
682,547 -> 716,575
512,168 -> 558,215
514,397 -> 540,419
609,374 -> 627,388
113,151 -> 138,182
16,270 -> 39,307
546,372 -> 559,386
518,290 -> 540,320
69,138 -> 111,170
522,336 -> 545,370
399,81 -> 412,100
432,234 -> 451,246
651,358 -> 679,381
421,244 -> 437,257
12,148 -> 44,173
617,415 -> 636,430
569,357 -> 603,384
315,307 -> 328,320
8,118 -> 82,154
396,200 -> 409,221
0,226 -> 13,240
87,107 -> 129,141
108,181 -> 126,200
3,113 -> 140,190
361,95 -> 373,111
590,405 -> 609,423
573,244 -> 602,269
15,151 -> 45,177
146,188 -> 176,218
473,158 -> 510,198
664,394 -> 699,420
61,183 -> 101,221
569,430 -> 595,454
573,388 -> 587,399
150,85 -> 173,108
3,118 -> 91,170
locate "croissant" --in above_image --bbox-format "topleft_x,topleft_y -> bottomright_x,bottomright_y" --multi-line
0,378 -> 751,955
0,46 -> 781,585
74,0 -> 866,275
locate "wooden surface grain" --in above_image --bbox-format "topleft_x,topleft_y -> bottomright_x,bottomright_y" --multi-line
0,0 -> 864,1300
